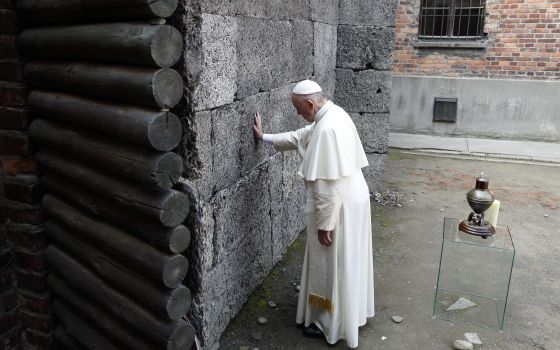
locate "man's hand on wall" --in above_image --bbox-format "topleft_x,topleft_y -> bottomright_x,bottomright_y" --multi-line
318,230 -> 333,246
253,112 -> 263,141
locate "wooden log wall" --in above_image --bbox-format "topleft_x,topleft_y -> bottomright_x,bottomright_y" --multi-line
17,1 -> 195,348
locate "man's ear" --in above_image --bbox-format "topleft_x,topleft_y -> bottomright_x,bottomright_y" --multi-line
305,99 -> 314,109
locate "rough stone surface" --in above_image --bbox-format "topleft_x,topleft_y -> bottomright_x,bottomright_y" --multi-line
337,25 -> 395,70
314,22 -> 337,76
311,0 -> 338,24
335,68 -> 393,113
350,113 -> 390,153
362,153 -> 387,192
236,17 -> 313,99
201,0 -> 310,21
339,0 -> 398,26
194,14 -> 238,111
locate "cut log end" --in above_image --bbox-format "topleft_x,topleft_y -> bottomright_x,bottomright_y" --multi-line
168,226 -> 191,254
153,152 -> 183,189
160,191 -> 190,227
167,285 -> 192,320
151,0 -> 179,18
152,25 -> 183,68
153,68 -> 183,109
148,112 -> 182,151
162,254 -> 189,288
168,323 -> 196,350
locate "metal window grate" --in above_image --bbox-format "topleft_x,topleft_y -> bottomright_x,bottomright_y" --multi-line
433,97 -> 458,122
419,0 -> 486,40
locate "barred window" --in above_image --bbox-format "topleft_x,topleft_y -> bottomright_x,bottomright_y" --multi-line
419,0 -> 486,40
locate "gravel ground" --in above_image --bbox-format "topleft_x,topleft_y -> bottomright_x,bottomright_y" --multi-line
218,150 -> 560,350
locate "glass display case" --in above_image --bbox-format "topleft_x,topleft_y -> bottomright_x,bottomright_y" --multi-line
433,217 -> 515,331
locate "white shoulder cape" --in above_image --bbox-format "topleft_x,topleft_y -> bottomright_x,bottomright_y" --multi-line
298,104 -> 368,181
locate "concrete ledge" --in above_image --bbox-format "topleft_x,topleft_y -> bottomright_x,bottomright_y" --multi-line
413,40 -> 488,49
389,133 -> 560,165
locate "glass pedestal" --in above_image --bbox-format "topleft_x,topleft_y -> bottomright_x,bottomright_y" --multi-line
433,217 -> 515,331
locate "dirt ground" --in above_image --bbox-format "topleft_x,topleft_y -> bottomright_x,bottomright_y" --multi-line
218,150 -> 560,349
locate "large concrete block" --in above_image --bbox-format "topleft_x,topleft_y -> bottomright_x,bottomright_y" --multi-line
314,22 -> 337,76
312,70 -> 337,100
189,262 -> 232,347
338,0 -> 398,27
291,19 -> 315,81
211,161 -> 273,267
272,152 -> 306,264
190,110 -> 214,200
311,0 -> 338,24
237,17 -> 313,99
206,96 -> 270,195
350,113 -> 390,153
194,14 -> 238,111
337,25 -> 395,70
335,68 -> 392,113
202,0 -> 310,21
362,152 -> 387,192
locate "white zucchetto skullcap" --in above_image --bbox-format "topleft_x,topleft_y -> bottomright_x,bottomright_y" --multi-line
292,80 -> 322,95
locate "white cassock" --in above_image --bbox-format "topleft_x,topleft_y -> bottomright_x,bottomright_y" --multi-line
268,100 -> 375,348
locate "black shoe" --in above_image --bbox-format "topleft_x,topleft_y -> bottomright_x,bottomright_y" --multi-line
302,324 -> 324,339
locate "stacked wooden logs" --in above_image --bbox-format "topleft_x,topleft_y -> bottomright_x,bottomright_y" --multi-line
18,1 -> 195,348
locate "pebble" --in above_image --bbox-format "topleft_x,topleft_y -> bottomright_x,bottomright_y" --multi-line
268,301 -> 277,308
440,208 -> 445,212
296,285 -> 300,291
544,214 -> 549,218
453,339 -> 473,350
371,190 -> 405,207
381,336 -> 387,341
391,316 -> 404,323
257,317 -> 268,325
251,332 -> 262,341
447,297 -> 477,311
464,332 -> 482,345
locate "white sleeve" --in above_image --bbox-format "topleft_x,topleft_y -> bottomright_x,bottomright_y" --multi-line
271,125 -> 314,152
313,178 -> 344,231
263,134 -> 274,144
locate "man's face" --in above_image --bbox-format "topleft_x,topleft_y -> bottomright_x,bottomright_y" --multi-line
291,95 -> 315,123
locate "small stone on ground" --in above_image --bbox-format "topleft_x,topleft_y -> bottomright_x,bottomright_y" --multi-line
453,339 -> 473,350
268,301 -> 277,308
446,297 -> 477,311
391,315 -> 403,323
257,317 -> 267,325
464,332 -> 482,345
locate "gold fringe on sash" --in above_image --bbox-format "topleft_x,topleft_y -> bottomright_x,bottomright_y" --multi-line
308,293 -> 334,315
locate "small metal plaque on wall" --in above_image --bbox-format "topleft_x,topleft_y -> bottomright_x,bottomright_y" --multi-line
433,97 -> 458,122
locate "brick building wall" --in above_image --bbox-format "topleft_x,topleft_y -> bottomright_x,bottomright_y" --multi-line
0,1 -> 52,348
393,0 -> 560,79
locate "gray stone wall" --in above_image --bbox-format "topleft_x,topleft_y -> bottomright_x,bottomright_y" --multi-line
175,0 -> 398,347
176,1 -> 338,347
335,0 -> 398,190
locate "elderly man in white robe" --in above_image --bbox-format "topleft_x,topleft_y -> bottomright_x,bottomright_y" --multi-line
252,80 -> 375,348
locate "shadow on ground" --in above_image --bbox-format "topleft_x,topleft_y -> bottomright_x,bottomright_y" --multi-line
219,150 -> 560,349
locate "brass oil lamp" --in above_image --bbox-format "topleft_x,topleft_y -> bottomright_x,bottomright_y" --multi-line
459,173 -> 496,237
